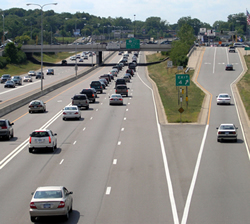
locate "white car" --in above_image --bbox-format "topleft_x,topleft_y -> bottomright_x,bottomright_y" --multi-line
62,106 -> 81,120
30,186 -> 73,222
216,124 -> 238,142
29,129 -> 57,153
216,93 -> 231,105
23,75 -> 33,82
70,56 -> 76,60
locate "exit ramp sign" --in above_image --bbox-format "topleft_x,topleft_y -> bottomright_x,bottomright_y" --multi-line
176,74 -> 190,86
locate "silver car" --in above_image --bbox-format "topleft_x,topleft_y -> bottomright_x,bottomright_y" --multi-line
0,119 -> 14,140
62,106 -> 81,120
216,93 -> 231,105
30,186 -> 73,222
29,100 -> 46,113
11,76 -> 22,85
216,124 -> 238,142
29,129 -> 57,153
109,94 -> 123,105
23,75 -> 33,82
28,70 -> 37,76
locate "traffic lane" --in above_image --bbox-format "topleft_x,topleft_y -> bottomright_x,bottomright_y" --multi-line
0,74 -> 132,223
197,48 -> 242,94
186,127 -> 250,224
96,67 -> 174,223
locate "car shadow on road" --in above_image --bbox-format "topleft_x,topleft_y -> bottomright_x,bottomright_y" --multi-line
218,139 -> 244,144
33,210 -> 80,223
0,137 -> 18,142
30,147 -> 62,154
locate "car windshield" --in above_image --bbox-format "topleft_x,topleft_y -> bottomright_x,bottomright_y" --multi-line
31,131 -> 49,137
220,125 -> 234,130
0,121 -> 6,127
34,190 -> 62,199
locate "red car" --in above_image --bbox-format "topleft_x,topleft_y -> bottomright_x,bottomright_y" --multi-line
225,64 -> 233,70
126,69 -> 134,76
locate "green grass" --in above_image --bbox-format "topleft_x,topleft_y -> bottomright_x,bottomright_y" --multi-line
237,55 -> 250,118
147,53 -> 205,123
55,37 -> 76,43
0,52 -> 75,76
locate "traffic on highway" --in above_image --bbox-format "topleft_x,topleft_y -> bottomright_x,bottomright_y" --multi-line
0,46 -> 250,224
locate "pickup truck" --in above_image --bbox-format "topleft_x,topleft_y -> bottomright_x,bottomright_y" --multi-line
71,94 -> 89,109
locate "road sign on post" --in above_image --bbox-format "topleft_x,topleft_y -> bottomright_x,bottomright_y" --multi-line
126,38 -> 140,49
176,74 -> 190,86
167,61 -> 173,68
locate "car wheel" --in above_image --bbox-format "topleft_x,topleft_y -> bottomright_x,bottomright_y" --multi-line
217,138 -> 220,142
64,210 -> 69,221
86,106 -> 89,110
30,216 -> 36,222
51,146 -> 55,153
93,99 -> 96,103
11,131 -> 14,138
126,94 -> 128,97
29,148 -> 33,153
78,116 -> 81,120
69,204 -> 73,213
235,139 -> 237,142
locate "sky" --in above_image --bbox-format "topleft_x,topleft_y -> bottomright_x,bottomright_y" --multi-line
1,0 -> 249,26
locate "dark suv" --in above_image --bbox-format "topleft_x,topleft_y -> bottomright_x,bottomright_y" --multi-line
90,81 -> 103,93
80,89 -> 96,103
115,78 -> 126,87
72,94 -> 89,109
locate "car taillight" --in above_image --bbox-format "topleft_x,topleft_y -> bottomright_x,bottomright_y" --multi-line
29,105 -> 33,108
58,201 -> 65,208
1,126 -> 7,129
74,112 -> 79,114
29,137 -> 32,143
63,112 -> 66,115
72,100 -> 74,104
126,89 -> 128,92
119,99 -> 122,101
30,202 -> 37,209
218,132 -> 222,134
92,94 -> 94,97
115,90 -> 117,93
110,98 -> 113,100
232,132 -> 236,134
49,136 -> 51,143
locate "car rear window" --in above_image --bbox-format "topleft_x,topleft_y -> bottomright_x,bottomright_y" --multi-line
91,82 -> 101,86
31,101 -> 41,105
117,86 -> 127,89
0,121 -> 6,127
31,131 -> 49,137
73,95 -> 87,100
34,190 -> 62,199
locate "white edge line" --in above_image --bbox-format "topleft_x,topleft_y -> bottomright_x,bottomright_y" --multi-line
181,124 -> 209,224
137,60 -> 179,224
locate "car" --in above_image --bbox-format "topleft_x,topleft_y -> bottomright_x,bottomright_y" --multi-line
126,69 -> 134,76
233,42 -> 246,48
111,68 -> 119,75
110,69 -> 118,77
71,94 -> 89,109
90,81 -> 103,93
216,124 -> 238,142
115,84 -> 129,97
128,62 -> 136,71
29,100 -> 46,113
46,68 -> 54,75
0,119 -> 14,140
29,186 -> 73,222
23,75 -> 33,82
80,89 -> 96,103
36,72 -> 44,79
70,56 -> 76,60
99,75 -> 111,83
28,70 -> 37,76
90,88 -> 98,98
29,129 -> 57,153
62,105 -> 81,120
115,78 -> 127,87
11,76 -> 22,85
84,55 -> 88,60
123,74 -> 130,82
118,52 -> 123,55
61,60 -> 67,65
225,64 -> 233,70
79,58 -> 84,62
229,46 -> 236,53
109,94 -> 123,105
0,74 -> 11,83
216,93 -> 231,105
99,79 -> 107,89
76,54 -> 81,59
4,80 -> 15,88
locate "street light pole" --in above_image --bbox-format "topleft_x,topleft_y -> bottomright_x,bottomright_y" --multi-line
2,13 -> 4,44
134,14 -> 136,38
27,3 -> 57,91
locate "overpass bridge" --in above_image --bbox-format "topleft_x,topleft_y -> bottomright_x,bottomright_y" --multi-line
21,42 -> 171,65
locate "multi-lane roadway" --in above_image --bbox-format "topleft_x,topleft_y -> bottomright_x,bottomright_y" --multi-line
0,47 -> 250,224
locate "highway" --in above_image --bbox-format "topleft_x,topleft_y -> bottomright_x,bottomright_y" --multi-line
0,46 -> 250,224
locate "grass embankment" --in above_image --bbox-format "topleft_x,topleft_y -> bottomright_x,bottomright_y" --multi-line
0,52 -> 75,76
55,37 -> 76,43
146,53 -> 205,123
237,55 -> 250,118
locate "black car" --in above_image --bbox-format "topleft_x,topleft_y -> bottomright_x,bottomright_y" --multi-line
36,72 -> 44,79
4,80 -> 15,88
80,89 -> 96,103
61,60 -> 67,65
115,78 -> 127,87
0,74 -> 11,83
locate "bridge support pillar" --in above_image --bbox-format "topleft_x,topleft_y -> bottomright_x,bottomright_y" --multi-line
96,51 -> 103,65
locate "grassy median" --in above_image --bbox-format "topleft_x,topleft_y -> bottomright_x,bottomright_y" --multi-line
146,53 -> 205,123
237,55 -> 250,118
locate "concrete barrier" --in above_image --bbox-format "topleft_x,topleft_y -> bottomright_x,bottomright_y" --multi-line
0,52 -> 115,117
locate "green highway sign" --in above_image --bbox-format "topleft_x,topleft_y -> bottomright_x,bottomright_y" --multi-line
176,74 -> 190,86
245,47 -> 250,50
126,38 -> 140,49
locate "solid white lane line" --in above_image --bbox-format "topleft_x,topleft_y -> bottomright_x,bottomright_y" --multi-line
106,187 -> 111,195
181,125 -> 209,224
73,141 -> 77,145
113,159 -> 117,164
118,141 -> 121,145
121,128 -> 124,131
137,69 -> 179,224
59,159 -> 64,165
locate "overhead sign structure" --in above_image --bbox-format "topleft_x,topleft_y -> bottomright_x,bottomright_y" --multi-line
176,74 -> 190,86
106,42 -> 121,50
126,38 -> 140,49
